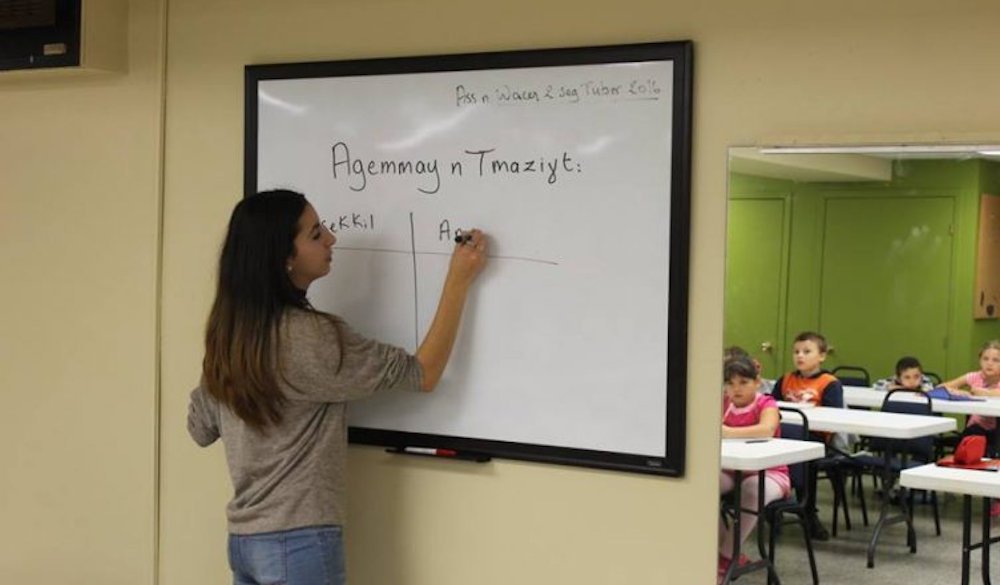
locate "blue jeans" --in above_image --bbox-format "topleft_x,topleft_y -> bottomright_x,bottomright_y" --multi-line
228,525 -> 346,585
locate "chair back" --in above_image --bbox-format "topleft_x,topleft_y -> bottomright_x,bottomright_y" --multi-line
876,389 -> 934,461
832,365 -> 871,387
924,371 -> 943,385
778,407 -> 811,495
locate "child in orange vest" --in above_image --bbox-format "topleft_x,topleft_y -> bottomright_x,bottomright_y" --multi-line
769,331 -> 843,540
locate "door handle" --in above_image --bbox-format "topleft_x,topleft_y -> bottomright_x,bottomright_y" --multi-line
760,341 -> 774,354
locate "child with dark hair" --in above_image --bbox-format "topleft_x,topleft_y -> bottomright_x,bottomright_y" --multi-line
873,356 -> 937,393
188,190 -> 488,583
724,345 -> 774,394
719,355 -> 789,583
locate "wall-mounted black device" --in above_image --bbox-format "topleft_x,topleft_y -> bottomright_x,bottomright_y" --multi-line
0,0 -> 81,71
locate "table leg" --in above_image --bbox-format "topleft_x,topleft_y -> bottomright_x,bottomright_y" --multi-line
960,495 -> 971,585
901,451 -> 916,553
867,442 -> 916,568
754,472 -> 781,585
722,471 -> 782,585
983,496 -> 992,585
722,471 -> 742,585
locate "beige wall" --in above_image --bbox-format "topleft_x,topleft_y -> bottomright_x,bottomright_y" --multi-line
158,2 -> 716,584
0,1 -> 163,583
5,0 -> 1000,583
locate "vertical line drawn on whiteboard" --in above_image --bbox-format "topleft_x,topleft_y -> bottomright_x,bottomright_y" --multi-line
409,212 -> 419,348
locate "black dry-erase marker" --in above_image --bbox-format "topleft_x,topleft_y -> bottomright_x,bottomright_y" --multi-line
454,232 -> 473,244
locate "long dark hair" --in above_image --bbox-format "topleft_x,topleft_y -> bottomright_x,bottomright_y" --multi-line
202,189 -> 310,429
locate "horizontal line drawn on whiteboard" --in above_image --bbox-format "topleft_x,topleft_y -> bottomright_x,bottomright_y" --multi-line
335,246 -> 560,266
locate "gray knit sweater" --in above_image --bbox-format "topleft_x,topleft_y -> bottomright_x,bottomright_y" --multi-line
187,308 -> 423,534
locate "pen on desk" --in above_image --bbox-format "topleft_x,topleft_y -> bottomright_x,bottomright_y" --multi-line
745,439 -> 770,444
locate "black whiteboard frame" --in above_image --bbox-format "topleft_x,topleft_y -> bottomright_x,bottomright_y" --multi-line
245,41 -> 693,477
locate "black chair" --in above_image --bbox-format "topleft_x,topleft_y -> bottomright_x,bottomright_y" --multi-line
934,428 -> 964,461
852,389 -> 941,537
831,364 -> 875,508
819,444 -> 868,536
831,365 -> 871,387
765,407 -> 819,585
924,371 -> 943,385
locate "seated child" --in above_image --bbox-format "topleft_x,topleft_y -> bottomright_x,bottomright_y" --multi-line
945,340 -> 1000,514
873,356 -> 939,393
947,340 -> 1000,449
769,332 -> 843,409
724,345 -> 775,395
769,331 -> 843,540
719,355 -> 790,583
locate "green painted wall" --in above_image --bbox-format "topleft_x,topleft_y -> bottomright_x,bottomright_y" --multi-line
727,159 -> 1000,381
971,160 -> 1000,366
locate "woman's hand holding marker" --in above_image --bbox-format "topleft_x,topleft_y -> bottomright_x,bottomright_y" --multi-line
449,228 -> 488,288
416,227 -> 489,391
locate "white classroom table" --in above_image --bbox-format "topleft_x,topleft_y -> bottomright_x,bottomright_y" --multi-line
844,385 -> 1000,417
721,437 -> 826,471
902,463 -> 1000,585
776,403 -> 956,567
720,438 -> 826,585
776,401 -> 957,438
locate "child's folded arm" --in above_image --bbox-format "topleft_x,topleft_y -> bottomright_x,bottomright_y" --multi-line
721,407 -> 779,439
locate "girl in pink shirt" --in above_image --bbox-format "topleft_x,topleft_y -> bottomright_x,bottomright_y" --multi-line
946,340 -> 1000,514
719,356 -> 791,582
947,340 -> 1000,442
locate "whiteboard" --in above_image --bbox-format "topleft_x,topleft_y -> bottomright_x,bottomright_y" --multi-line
246,42 -> 692,476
